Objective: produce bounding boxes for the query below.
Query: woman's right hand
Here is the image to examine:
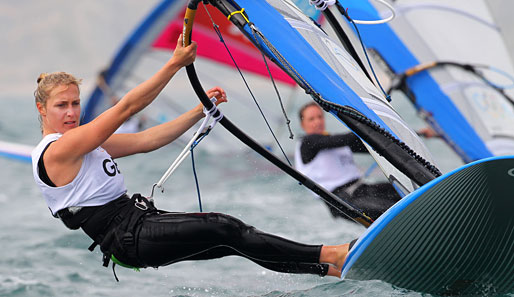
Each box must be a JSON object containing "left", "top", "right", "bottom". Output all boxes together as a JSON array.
[{"left": 171, "top": 34, "right": 197, "bottom": 67}]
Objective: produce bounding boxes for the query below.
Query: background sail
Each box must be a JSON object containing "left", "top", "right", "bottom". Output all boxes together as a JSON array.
[
  {"left": 216, "top": 0, "right": 439, "bottom": 194},
  {"left": 82, "top": 0, "right": 300, "bottom": 154},
  {"left": 82, "top": 0, "right": 187, "bottom": 125},
  {"left": 340, "top": 0, "right": 514, "bottom": 163},
  {"left": 152, "top": 5, "right": 295, "bottom": 85}
]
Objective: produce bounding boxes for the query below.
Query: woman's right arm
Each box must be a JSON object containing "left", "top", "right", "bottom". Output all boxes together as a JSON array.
[
  {"left": 60, "top": 34, "right": 197, "bottom": 159},
  {"left": 43, "top": 35, "right": 197, "bottom": 187}
]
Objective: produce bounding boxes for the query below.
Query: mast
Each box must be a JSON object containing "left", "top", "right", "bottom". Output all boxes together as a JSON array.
[{"left": 182, "top": 0, "right": 374, "bottom": 227}]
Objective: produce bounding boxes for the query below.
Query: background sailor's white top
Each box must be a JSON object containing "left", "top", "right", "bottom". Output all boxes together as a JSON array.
[{"left": 295, "top": 140, "right": 362, "bottom": 193}]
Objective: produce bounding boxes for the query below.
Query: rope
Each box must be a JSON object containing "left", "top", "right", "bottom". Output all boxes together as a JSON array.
[
  {"left": 335, "top": 2, "right": 392, "bottom": 102},
  {"left": 149, "top": 98, "right": 222, "bottom": 200},
  {"left": 227, "top": 8, "right": 249, "bottom": 23},
  {"left": 203, "top": 4, "right": 293, "bottom": 166},
  {"left": 190, "top": 142, "right": 203, "bottom": 212},
  {"left": 473, "top": 65, "right": 514, "bottom": 90},
  {"left": 390, "top": 61, "right": 514, "bottom": 107},
  {"left": 259, "top": 49, "right": 295, "bottom": 140},
  {"left": 310, "top": 0, "right": 396, "bottom": 24},
  {"left": 393, "top": 3, "right": 499, "bottom": 31}
]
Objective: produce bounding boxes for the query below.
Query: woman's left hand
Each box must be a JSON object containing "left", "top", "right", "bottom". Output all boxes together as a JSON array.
[{"left": 206, "top": 86, "right": 228, "bottom": 106}]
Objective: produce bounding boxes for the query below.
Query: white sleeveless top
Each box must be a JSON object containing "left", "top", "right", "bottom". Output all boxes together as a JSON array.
[
  {"left": 294, "top": 140, "right": 362, "bottom": 193},
  {"left": 32, "top": 133, "right": 127, "bottom": 215}
]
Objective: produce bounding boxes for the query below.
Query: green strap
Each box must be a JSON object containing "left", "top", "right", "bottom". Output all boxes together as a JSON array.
[{"left": 111, "top": 255, "right": 140, "bottom": 271}]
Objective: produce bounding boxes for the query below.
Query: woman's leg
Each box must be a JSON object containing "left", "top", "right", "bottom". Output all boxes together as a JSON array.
[
  {"left": 136, "top": 212, "right": 341, "bottom": 276},
  {"left": 349, "top": 183, "right": 401, "bottom": 220},
  {"left": 179, "top": 246, "right": 330, "bottom": 275}
]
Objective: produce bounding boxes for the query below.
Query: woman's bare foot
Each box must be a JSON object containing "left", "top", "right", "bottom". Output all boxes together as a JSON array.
[
  {"left": 334, "top": 243, "right": 350, "bottom": 270},
  {"left": 327, "top": 265, "right": 342, "bottom": 277},
  {"left": 320, "top": 243, "right": 350, "bottom": 277}
]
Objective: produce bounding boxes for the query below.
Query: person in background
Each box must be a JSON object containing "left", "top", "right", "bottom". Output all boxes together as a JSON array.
[
  {"left": 417, "top": 126, "right": 439, "bottom": 138},
  {"left": 295, "top": 102, "right": 401, "bottom": 220},
  {"left": 31, "top": 34, "right": 352, "bottom": 280}
]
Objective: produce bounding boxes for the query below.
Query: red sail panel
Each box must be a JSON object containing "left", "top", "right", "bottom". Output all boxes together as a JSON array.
[{"left": 153, "top": 6, "right": 295, "bottom": 85}]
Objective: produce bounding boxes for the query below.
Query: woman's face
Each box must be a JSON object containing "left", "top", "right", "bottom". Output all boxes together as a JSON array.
[
  {"left": 301, "top": 105, "right": 325, "bottom": 135},
  {"left": 38, "top": 84, "right": 81, "bottom": 135}
]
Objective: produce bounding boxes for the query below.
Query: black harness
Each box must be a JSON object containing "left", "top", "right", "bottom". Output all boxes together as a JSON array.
[
  {"left": 58, "top": 193, "right": 158, "bottom": 280},
  {"left": 38, "top": 142, "right": 159, "bottom": 279}
]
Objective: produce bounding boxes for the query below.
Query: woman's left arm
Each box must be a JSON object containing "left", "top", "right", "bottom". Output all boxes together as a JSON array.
[{"left": 103, "top": 87, "right": 227, "bottom": 158}]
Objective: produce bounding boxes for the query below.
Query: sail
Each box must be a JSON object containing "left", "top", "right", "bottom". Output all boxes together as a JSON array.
[
  {"left": 151, "top": 3, "right": 295, "bottom": 85},
  {"left": 198, "top": 0, "right": 439, "bottom": 195},
  {"left": 83, "top": 0, "right": 187, "bottom": 124},
  {"left": 336, "top": 0, "right": 514, "bottom": 163},
  {"left": 82, "top": 0, "right": 298, "bottom": 153}
]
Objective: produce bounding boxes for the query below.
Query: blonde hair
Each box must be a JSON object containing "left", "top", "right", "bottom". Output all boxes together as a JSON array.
[{"left": 34, "top": 72, "right": 82, "bottom": 131}]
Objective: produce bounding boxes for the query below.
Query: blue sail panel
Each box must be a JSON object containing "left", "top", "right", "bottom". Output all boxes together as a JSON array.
[
  {"left": 235, "top": 0, "right": 394, "bottom": 135},
  {"left": 226, "top": 0, "right": 439, "bottom": 193},
  {"left": 342, "top": 1, "right": 509, "bottom": 162}
]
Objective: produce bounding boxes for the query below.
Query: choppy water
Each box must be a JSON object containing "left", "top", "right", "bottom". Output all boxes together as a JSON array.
[
  {"left": 1, "top": 89, "right": 508, "bottom": 297},
  {"left": 2, "top": 1, "right": 514, "bottom": 296},
  {"left": 0, "top": 96, "right": 406, "bottom": 297}
]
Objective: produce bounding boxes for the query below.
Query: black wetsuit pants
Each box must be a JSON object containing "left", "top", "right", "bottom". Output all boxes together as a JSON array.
[
  {"left": 328, "top": 180, "right": 401, "bottom": 220},
  {"left": 77, "top": 195, "right": 328, "bottom": 276},
  {"left": 135, "top": 211, "right": 328, "bottom": 276}
]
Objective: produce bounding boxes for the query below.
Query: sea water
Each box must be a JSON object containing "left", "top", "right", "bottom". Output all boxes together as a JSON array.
[
  {"left": 0, "top": 97, "right": 390, "bottom": 296},
  {"left": 0, "top": 92, "right": 496, "bottom": 297}
]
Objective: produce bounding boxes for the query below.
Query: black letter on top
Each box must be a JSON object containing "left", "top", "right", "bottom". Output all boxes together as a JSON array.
[{"left": 103, "top": 158, "right": 119, "bottom": 177}]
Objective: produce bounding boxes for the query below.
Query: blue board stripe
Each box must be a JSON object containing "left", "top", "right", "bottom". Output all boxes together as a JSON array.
[
  {"left": 343, "top": 155, "right": 514, "bottom": 294},
  {"left": 341, "top": 154, "right": 513, "bottom": 278}
]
